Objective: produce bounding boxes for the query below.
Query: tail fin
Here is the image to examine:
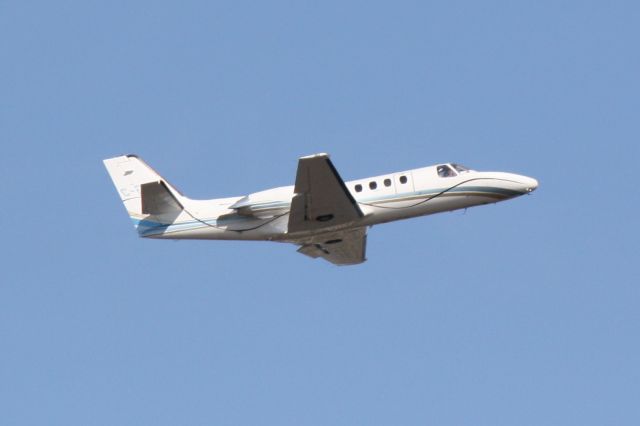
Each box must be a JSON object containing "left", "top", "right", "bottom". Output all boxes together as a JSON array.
[{"left": 103, "top": 155, "right": 184, "bottom": 234}]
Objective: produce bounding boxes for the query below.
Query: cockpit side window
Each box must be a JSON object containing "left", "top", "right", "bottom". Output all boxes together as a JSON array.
[{"left": 437, "top": 164, "right": 456, "bottom": 178}]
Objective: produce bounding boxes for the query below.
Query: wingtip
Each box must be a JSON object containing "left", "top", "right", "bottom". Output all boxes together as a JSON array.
[{"left": 300, "top": 153, "right": 330, "bottom": 160}]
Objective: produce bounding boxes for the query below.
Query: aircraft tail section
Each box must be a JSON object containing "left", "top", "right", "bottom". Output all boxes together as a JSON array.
[{"left": 103, "top": 155, "right": 185, "bottom": 235}]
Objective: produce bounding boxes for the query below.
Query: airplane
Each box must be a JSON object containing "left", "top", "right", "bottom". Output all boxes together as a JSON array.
[{"left": 103, "top": 153, "right": 538, "bottom": 266}]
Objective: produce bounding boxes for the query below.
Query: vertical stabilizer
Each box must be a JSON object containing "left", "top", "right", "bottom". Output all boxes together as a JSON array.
[{"left": 103, "top": 155, "right": 184, "bottom": 234}]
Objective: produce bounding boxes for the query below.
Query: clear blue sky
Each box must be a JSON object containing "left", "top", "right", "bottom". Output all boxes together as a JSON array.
[{"left": 2, "top": 1, "right": 639, "bottom": 425}]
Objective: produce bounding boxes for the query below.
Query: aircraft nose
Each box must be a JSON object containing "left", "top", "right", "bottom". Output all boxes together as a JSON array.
[{"left": 519, "top": 176, "right": 539, "bottom": 193}]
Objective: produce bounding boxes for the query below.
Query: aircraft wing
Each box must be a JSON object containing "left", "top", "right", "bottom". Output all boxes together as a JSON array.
[
  {"left": 296, "top": 227, "right": 367, "bottom": 266},
  {"left": 288, "top": 153, "right": 363, "bottom": 234}
]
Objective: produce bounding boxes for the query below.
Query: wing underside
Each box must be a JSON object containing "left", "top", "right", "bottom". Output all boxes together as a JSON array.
[{"left": 296, "top": 227, "right": 367, "bottom": 266}]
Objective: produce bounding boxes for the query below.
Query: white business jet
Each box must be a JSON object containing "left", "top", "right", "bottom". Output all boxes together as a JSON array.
[{"left": 104, "top": 154, "right": 537, "bottom": 265}]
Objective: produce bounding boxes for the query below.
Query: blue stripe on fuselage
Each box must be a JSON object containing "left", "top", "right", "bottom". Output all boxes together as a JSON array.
[{"left": 132, "top": 185, "right": 522, "bottom": 236}]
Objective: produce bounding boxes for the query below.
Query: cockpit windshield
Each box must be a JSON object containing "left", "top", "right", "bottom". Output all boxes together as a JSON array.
[
  {"left": 437, "top": 164, "right": 456, "bottom": 178},
  {"left": 451, "top": 163, "right": 470, "bottom": 173},
  {"left": 438, "top": 163, "right": 473, "bottom": 178}
]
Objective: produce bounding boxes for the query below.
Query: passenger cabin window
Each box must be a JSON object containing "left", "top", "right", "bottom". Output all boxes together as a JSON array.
[
  {"left": 437, "top": 165, "right": 456, "bottom": 178},
  {"left": 369, "top": 181, "right": 377, "bottom": 190},
  {"left": 399, "top": 175, "right": 408, "bottom": 184},
  {"left": 384, "top": 178, "right": 391, "bottom": 187},
  {"left": 355, "top": 184, "right": 362, "bottom": 192}
]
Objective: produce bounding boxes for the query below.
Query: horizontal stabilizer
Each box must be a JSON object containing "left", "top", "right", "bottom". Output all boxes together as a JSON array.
[{"left": 141, "top": 181, "right": 184, "bottom": 215}]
